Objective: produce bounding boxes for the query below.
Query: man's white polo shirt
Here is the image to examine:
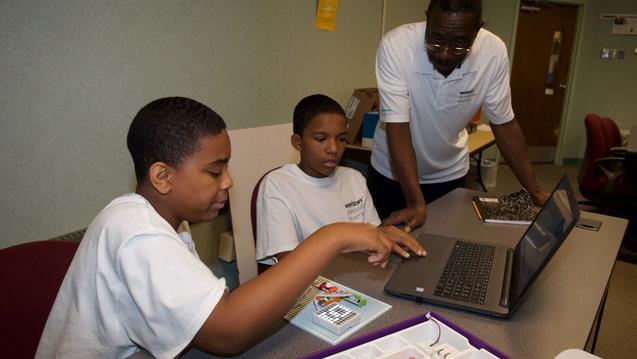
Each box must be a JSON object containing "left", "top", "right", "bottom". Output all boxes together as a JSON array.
[{"left": 371, "top": 21, "right": 514, "bottom": 184}]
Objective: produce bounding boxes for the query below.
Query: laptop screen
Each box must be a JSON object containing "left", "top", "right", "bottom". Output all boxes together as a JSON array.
[{"left": 510, "top": 175, "right": 580, "bottom": 303}]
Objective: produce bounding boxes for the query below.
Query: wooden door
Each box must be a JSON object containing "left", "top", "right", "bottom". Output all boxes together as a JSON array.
[{"left": 510, "top": 2, "right": 578, "bottom": 162}]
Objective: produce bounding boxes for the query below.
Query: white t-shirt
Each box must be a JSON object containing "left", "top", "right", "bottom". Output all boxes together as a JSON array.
[
  {"left": 36, "top": 194, "right": 226, "bottom": 359},
  {"left": 372, "top": 21, "right": 514, "bottom": 183},
  {"left": 255, "top": 164, "right": 381, "bottom": 260}
]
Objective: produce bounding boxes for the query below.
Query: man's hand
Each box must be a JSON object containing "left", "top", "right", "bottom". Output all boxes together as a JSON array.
[
  {"left": 380, "top": 204, "right": 427, "bottom": 233},
  {"left": 491, "top": 119, "right": 548, "bottom": 208},
  {"left": 530, "top": 189, "right": 550, "bottom": 207},
  {"left": 384, "top": 122, "right": 427, "bottom": 233}
]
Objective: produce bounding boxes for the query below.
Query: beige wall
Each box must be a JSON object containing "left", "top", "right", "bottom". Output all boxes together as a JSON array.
[
  {"left": 2, "top": 0, "right": 635, "bottom": 252},
  {"left": 383, "top": 0, "right": 428, "bottom": 34},
  {"left": 568, "top": 0, "right": 637, "bottom": 157},
  {"left": 0, "top": 0, "right": 384, "bottom": 249}
]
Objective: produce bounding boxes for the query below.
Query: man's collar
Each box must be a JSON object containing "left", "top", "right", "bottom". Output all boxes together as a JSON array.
[
  {"left": 413, "top": 51, "right": 478, "bottom": 79},
  {"left": 413, "top": 41, "right": 436, "bottom": 75}
]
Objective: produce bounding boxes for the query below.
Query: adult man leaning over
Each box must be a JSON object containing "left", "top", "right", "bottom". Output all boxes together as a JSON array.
[{"left": 368, "top": 0, "right": 549, "bottom": 232}]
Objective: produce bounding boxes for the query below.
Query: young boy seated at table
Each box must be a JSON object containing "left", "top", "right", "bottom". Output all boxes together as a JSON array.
[
  {"left": 255, "top": 94, "right": 385, "bottom": 264},
  {"left": 36, "top": 97, "right": 425, "bottom": 358}
]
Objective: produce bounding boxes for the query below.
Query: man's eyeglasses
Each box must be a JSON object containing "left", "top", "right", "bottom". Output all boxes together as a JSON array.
[{"left": 425, "top": 42, "right": 471, "bottom": 56}]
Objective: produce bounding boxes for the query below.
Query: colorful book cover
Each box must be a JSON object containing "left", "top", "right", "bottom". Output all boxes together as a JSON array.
[{"left": 284, "top": 276, "right": 391, "bottom": 345}]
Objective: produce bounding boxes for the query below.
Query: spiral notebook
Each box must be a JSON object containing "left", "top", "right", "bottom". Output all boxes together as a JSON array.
[{"left": 471, "top": 189, "right": 539, "bottom": 225}]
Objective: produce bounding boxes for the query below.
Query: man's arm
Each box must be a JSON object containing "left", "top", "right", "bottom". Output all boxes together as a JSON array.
[
  {"left": 191, "top": 223, "right": 425, "bottom": 355},
  {"left": 381, "top": 122, "right": 427, "bottom": 232},
  {"left": 490, "top": 119, "right": 549, "bottom": 205}
]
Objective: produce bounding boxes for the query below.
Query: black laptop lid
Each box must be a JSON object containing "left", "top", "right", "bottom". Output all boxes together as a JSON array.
[{"left": 509, "top": 175, "right": 580, "bottom": 307}]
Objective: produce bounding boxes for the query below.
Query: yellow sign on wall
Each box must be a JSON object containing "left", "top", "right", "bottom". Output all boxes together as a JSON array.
[{"left": 316, "top": 0, "right": 338, "bottom": 32}]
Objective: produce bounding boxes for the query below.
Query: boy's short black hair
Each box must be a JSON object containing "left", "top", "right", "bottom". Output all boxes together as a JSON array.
[
  {"left": 293, "top": 94, "right": 346, "bottom": 135},
  {"left": 427, "top": 0, "right": 483, "bottom": 28},
  {"left": 127, "top": 97, "right": 227, "bottom": 183}
]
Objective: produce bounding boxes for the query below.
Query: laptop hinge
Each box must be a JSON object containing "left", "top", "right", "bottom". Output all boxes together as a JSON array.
[{"left": 500, "top": 248, "right": 514, "bottom": 307}]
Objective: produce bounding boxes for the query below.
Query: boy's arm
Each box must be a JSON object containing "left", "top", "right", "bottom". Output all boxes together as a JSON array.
[{"left": 191, "top": 223, "right": 425, "bottom": 356}]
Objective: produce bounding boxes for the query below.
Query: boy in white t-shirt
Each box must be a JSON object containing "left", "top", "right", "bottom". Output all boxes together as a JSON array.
[
  {"left": 36, "top": 97, "right": 425, "bottom": 358},
  {"left": 256, "top": 94, "right": 385, "bottom": 263}
]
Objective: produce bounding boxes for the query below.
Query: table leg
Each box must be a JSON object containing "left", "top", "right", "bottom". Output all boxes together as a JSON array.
[
  {"left": 586, "top": 284, "right": 609, "bottom": 354},
  {"left": 474, "top": 152, "right": 487, "bottom": 192}
]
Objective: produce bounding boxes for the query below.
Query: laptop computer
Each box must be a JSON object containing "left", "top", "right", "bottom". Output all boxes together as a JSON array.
[{"left": 384, "top": 174, "right": 580, "bottom": 318}]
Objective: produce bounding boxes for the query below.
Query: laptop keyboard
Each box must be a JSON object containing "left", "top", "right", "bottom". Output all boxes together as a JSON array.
[{"left": 434, "top": 241, "right": 495, "bottom": 305}]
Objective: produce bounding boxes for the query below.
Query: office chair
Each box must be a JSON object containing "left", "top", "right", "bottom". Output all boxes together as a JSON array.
[
  {"left": 578, "top": 113, "right": 637, "bottom": 263},
  {"left": 0, "top": 240, "right": 79, "bottom": 358},
  {"left": 578, "top": 113, "right": 637, "bottom": 204},
  {"left": 250, "top": 167, "right": 281, "bottom": 274}
]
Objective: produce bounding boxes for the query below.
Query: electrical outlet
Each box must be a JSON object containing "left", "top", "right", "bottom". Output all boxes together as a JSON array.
[{"left": 617, "top": 49, "right": 625, "bottom": 59}]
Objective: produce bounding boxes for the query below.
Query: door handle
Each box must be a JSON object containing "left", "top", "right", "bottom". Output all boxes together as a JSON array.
[{"left": 559, "top": 84, "right": 567, "bottom": 89}]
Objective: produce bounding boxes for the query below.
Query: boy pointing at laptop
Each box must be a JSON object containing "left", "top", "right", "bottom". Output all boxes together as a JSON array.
[{"left": 36, "top": 97, "right": 425, "bottom": 358}]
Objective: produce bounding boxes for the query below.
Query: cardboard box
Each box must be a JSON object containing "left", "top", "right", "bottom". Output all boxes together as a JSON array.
[{"left": 344, "top": 88, "right": 379, "bottom": 144}]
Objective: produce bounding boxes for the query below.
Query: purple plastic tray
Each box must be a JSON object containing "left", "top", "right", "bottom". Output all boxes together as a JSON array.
[{"left": 300, "top": 311, "right": 510, "bottom": 359}]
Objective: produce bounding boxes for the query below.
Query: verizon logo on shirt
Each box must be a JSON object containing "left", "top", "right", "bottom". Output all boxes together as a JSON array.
[{"left": 345, "top": 197, "right": 364, "bottom": 221}]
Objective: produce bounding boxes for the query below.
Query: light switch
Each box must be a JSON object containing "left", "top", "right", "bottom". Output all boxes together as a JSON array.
[
  {"left": 600, "top": 48, "right": 626, "bottom": 59},
  {"left": 600, "top": 48, "right": 616, "bottom": 59}
]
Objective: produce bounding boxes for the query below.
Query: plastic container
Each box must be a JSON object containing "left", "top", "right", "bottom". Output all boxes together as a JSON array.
[{"left": 480, "top": 159, "right": 498, "bottom": 188}]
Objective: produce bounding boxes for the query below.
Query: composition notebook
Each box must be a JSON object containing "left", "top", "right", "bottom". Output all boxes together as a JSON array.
[
  {"left": 471, "top": 189, "right": 540, "bottom": 225},
  {"left": 284, "top": 276, "right": 391, "bottom": 345},
  {"left": 385, "top": 174, "right": 580, "bottom": 318}
]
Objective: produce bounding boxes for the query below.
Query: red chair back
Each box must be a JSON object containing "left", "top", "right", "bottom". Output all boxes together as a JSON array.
[
  {"left": 579, "top": 113, "right": 622, "bottom": 195},
  {"left": 251, "top": 167, "right": 281, "bottom": 273},
  {"left": 0, "top": 240, "right": 79, "bottom": 358}
]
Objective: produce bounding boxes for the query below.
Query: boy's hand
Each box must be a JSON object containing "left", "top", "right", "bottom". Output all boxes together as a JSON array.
[
  {"left": 379, "top": 225, "right": 427, "bottom": 259},
  {"left": 324, "top": 223, "right": 427, "bottom": 268}
]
